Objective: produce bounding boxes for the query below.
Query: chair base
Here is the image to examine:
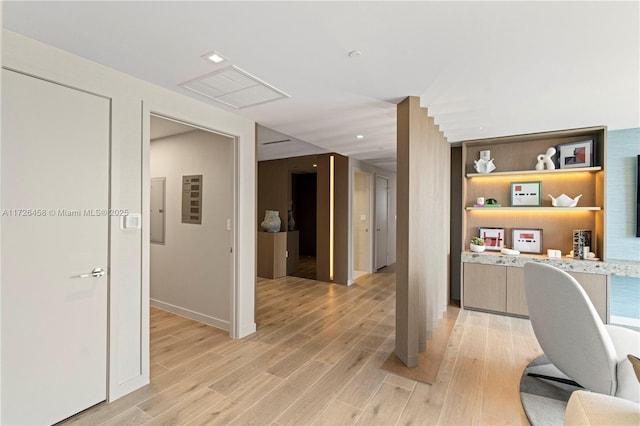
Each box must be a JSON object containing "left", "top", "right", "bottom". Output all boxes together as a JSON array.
[{"left": 527, "top": 372, "right": 584, "bottom": 388}]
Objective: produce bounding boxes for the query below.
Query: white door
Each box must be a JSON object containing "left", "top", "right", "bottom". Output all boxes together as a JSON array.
[
  {"left": 1, "top": 70, "right": 110, "bottom": 425},
  {"left": 375, "top": 176, "right": 389, "bottom": 270}
]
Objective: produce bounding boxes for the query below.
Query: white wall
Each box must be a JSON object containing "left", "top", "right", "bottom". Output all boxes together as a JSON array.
[
  {"left": 348, "top": 158, "right": 397, "bottom": 284},
  {"left": 606, "top": 128, "right": 640, "bottom": 261},
  {"left": 1, "top": 30, "right": 256, "bottom": 402},
  {"left": 150, "top": 130, "right": 233, "bottom": 329}
]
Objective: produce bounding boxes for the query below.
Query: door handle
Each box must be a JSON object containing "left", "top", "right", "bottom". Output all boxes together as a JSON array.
[{"left": 77, "top": 267, "right": 105, "bottom": 278}]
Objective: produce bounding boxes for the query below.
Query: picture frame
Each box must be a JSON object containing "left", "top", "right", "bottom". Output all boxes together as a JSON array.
[
  {"left": 511, "top": 181, "right": 541, "bottom": 207},
  {"left": 479, "top": 227, "right": 505, "bottom": 251},
  {"left": 512, "top": 228, "right": 543, "bottom": 254},
  {"left": 557, "top": 140, "right": 593, "bottom": 169}
]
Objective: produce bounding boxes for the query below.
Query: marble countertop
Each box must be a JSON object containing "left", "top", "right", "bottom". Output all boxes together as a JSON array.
[{"left": 461, "top": 251, "right": 640, "bottom": 277}]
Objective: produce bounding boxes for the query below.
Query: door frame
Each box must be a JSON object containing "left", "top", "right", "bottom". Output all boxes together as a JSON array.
[
  {"left": 142, "top": 108, "right": 240, "bottom": 340},
  {"left": 351, "top": 169, "right": 374, "bottom": 280},
  {"left": 375, "top": 176, "right": 389, "bottom": 270}
]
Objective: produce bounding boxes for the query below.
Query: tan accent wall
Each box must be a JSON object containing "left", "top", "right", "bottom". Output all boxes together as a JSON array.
[
  {"left": 396, "top": 96, "right": 451, "bottom": 367},
  {"left": 258, "top": 153, "right": 349, "bottom": 284}
]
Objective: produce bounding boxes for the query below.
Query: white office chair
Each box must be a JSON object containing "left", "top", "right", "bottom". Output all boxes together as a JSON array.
[{"left": 523, "top": 262, "right": 640, "bottom": 403}]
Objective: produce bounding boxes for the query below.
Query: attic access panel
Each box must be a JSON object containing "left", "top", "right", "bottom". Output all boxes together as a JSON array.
[{"left": 180, "top": 65, "right": 289, "bottom": 109}]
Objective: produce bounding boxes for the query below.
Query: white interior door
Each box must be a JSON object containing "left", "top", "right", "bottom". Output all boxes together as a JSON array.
[
  {"left": 1, "top": 70, "right": 110, "bottom": 425},
  {"left": 375, "top": 176, "right": 389, "bottom": 270}
]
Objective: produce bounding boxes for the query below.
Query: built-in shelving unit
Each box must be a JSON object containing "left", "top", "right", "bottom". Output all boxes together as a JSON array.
[
  {"left": 460, "top": 126, "right": 609, "bottom": 321},
  {"left": 461, "top": 126, "right": 606, "bottom": 258}
]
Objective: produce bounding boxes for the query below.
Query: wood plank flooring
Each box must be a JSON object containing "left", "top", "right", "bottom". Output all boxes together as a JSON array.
[{"left": 63, "top": 266, "right": 542, "bottom": 425}]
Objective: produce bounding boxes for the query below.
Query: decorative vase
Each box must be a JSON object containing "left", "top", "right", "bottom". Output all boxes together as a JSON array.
[
  {"left": 470, "top": 243, "right": 486, "bottom": 253},
  {"left": 287, "top": 210, "right": 295, "bottom": 231},
  {"left": 261, "top": 210, "right": 281, "bottom": 232}
]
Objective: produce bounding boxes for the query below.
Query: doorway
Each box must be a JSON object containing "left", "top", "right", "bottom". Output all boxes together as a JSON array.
[
  {"left": 353, "top": 171, "right": 373, "bottom": 279},
  {"left": 375, "top": 176, "right": 389, "bottom": 270},
  {"left": 291, "top": 172, "right": 317, "bottom": 279},
  {"left": 149, "top": 115, "right": 234, "bottom": 331}
]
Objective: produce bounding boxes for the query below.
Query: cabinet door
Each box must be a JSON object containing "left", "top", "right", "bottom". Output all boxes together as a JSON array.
[
  {"left": 568, "top": 272, "right": 608, "bottom": 323},
  {"left": 463, "top": 264, "right": 506, "bottom": 312},
  {"left": 506, "top": 267, "right": 529, "bottom": 316}
]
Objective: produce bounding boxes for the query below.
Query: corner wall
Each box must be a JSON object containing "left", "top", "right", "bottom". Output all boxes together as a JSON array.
[
  {"left": 150, "top": 130, "right": 233, "bottom": 329},
  {"left": 348, "top": 158, "right": 397, "bottom": 284},
  {"left": 1, "top": 30, "right": 256, "bottom": 402}
]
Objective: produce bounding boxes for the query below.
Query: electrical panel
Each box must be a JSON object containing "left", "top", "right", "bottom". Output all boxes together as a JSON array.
[{"left": 182, "top": 175, "right": 202, "bottom": 224}]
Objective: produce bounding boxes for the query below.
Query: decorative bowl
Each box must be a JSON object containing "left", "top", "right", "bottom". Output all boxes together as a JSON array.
[
  {"left": 470, "top": 243, "right": 486, "bottom": 253},
  {"left": 549, "top": 193, "right": 582, "bottom": 207}
]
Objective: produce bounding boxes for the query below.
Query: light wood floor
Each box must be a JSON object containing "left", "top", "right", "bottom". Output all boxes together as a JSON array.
[{"left": 63, "top": 266, "right": 542, "bottom": 425}]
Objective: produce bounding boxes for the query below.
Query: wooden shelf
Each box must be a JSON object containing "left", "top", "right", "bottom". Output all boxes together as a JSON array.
[
  {"left": 466, "top": 206, "right": 602, "bottom": 211},
  {"left": 466, "top": 166, "right": 601, "bottom": 179}
]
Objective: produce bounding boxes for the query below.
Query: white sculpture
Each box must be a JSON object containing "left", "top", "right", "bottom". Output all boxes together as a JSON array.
[
  {"left": 474, "top": 158, "right": 496, "bottom": 174},
  {"left": 549, "top": 193, "right": 583, "bottom": 207},
  {"left": 535, "top": 147, "right": 557, "bottom": 170}
]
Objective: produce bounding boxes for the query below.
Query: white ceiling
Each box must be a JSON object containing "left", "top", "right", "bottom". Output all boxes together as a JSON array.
[{"left": 4, "top": 2, "right": 639, "bottom": 171}]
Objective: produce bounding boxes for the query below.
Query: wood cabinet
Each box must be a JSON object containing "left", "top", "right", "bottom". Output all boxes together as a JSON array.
[
  {"left": 463, "top": 264, "right": 506, "bottom": 312},
  {"left": 461, "top": 126, "right": 606, "bottom": 258},
  {"left": 257, "top": 232, "right": 287, "bottom": 279},
  {"left": 506, "top": 267, "right": 528, "bottom": 316},
  {"left": 462, "top": 262, "right": 609, "bottom": 323}
]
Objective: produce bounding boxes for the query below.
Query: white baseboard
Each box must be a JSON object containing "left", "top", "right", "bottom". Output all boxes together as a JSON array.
[{"left": 150, "top": 299, "right": 230, "bottom": 331}]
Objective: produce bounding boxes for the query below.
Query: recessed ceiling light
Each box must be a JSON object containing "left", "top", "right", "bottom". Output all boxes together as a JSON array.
[
  {"left": 313, "top": 164, "right": 317, "bottom": 168},
  {"left": 202, "top": 51, "right": 228, "bottom": 64},
  {"left": 356, "top": 134, "right": 364, "bottom": 139},
  {"left": 348, "top": 50, "right": 362, "bottom": 58}
]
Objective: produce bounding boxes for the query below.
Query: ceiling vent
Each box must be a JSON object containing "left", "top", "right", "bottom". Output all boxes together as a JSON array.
[{"left": 180, "top": 65, "right": 290, "bottom": 109}]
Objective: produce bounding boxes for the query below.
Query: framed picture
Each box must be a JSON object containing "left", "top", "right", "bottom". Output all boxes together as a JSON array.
[
  {"left": 511, "top": 181, "right": 541, "bottom": 206},
  {"left": 557, "top": 140, "right": 593, "bottom": 169},
  {"left": 512, "top": 228, "right": 543, "bottom": 254},
  {"left": 479, "top": 227, "right": 505, "bottom": 251}
]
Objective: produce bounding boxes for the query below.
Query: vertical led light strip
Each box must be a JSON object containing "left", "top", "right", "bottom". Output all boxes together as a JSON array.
[{"left": 329, "top": 155, "right": 335, "bottom": 281}]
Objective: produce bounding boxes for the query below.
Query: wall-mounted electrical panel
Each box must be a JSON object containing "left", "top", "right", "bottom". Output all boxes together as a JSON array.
[{"left": 182, "top": 175, "right": 202, "bottom": 224}]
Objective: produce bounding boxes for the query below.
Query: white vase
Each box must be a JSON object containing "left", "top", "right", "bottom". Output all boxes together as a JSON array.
[
  {"left": 261, "top": 210, "right": 281, "bottom": 232},
  {"left": 470, "top": 243, "right": 486, "bottom": 253}
]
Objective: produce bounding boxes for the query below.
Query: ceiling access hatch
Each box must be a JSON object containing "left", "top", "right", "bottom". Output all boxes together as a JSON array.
[{"left": 180, "top": 65, "right": 290, "bottom": 109}]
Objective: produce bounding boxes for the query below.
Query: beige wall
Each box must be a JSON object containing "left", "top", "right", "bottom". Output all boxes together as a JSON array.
[
  {"left": 150, "top": 129, "right": 233, "bottom": 329},
  {"left": 396, "top": 96, "right": 450, "bottom": 367},
  {"left": 1, "top": 30, "right": 257, "bottom": 401}
]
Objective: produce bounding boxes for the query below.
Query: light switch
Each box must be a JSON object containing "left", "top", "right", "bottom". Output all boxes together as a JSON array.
[
  {"left": 226, "top": 218, "right": 231, "bottom": 230},
  {"left": 360, "top": 214, "right": 367, "bottom": 222}
]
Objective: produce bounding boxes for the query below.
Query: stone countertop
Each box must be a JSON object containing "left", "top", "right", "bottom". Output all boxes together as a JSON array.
[{"left": 461, "top": 251, "right": 640, "bottom": 277}]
